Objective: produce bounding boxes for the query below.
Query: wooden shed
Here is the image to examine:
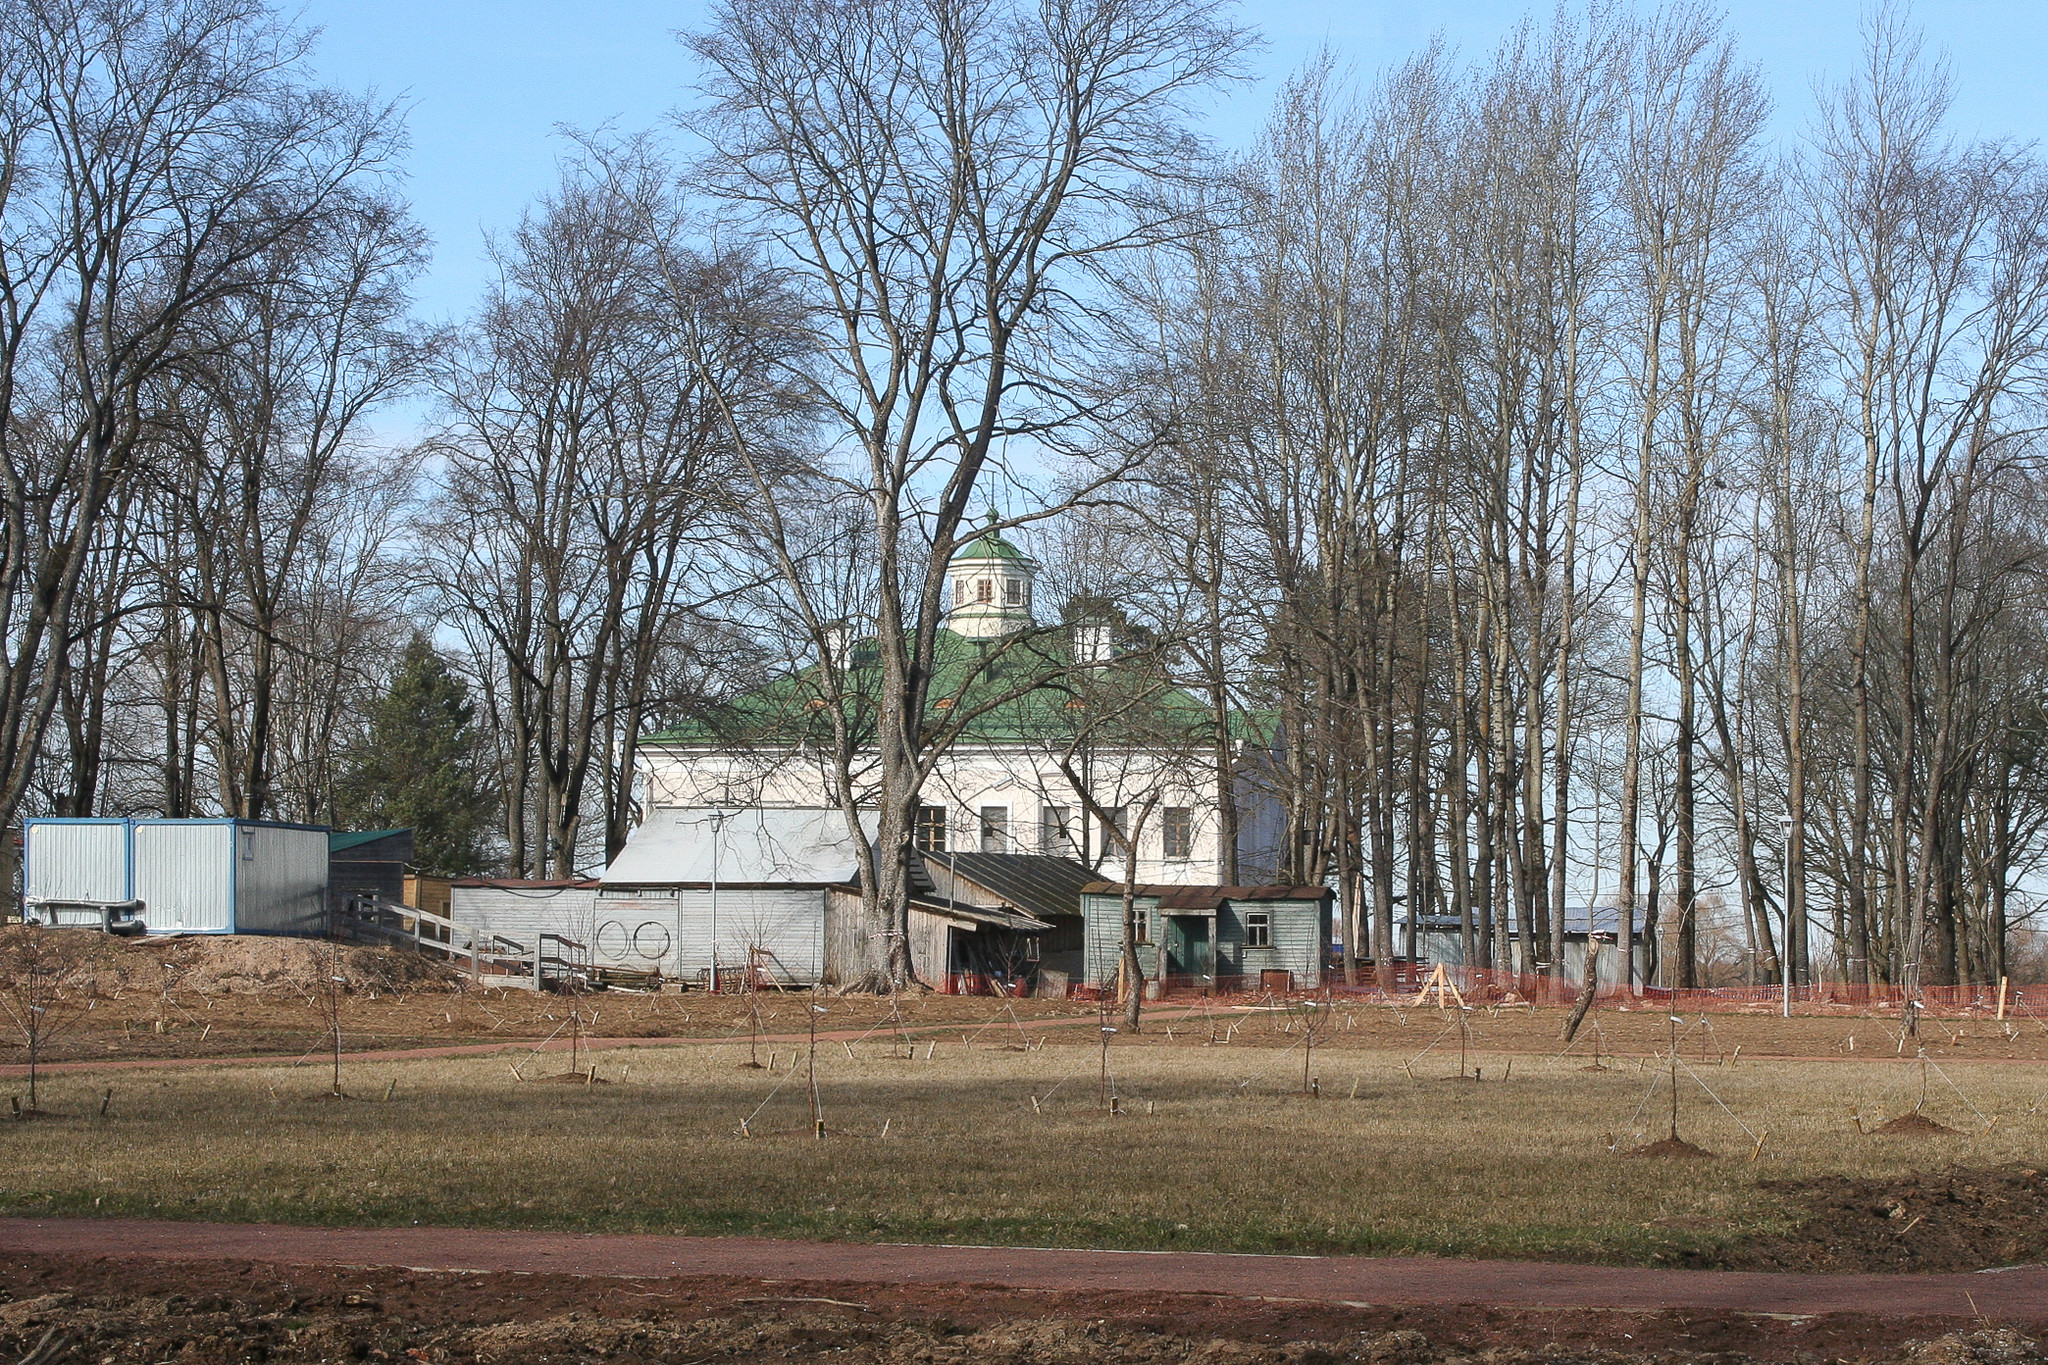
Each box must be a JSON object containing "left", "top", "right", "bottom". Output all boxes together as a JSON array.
[
  {"left": 598, "top": 806, "right": 877, "bottom": 989},
  {"left": 823, "top": 888, "right": 1050, "bottom": 993},
  {"left": 1081, "top": 883, "right": 1333, "bottom": 992},
  {"left": 328, "top": 829, "right": 413, "bottom": 923}
]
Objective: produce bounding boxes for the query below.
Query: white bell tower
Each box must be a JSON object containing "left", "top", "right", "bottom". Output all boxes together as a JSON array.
[{"left": 946, "top": 519, "right": 1038, "bottom": 638}]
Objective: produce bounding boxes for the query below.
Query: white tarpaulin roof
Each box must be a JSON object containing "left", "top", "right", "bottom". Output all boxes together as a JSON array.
[{"left": 601, "top": 807, "right": 878, "bottom": 886}]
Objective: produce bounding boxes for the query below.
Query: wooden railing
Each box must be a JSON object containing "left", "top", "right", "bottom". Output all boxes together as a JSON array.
[{"left": 335, "top": 895, "right": 595, "bottom": 990}]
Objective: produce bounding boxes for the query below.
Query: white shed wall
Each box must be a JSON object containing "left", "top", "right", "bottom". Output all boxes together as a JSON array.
[
  {"left": 666, "top": 887, "right": 825, "bottom": 984},
  {"left": 448, "top": 885, "right": 600, "bottom": 949},
  {"left": 24, "top": 821, "right": 129, "bottom": 903}
]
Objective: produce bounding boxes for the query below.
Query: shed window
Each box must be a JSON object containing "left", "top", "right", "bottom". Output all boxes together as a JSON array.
[
  {"left": 916, "top": 805, "right": 948, "bottom": 852},
  {"left": 1244, "top": 911, "right": 1272, "bottom": 949},
  {"left": 1130, "top": 909, "right": 1150, "bottom": 944},
  {"left": 1163, "top": 807, "right": 1193, "bottom": 860}
]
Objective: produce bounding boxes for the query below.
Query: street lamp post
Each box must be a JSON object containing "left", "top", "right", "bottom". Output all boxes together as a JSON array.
[
  {"left": 1777, "top": 813, "right": 1794, "bottom": 1019},
  {"left": 699, "top": 807, "right": 730, "bottom": 995}
]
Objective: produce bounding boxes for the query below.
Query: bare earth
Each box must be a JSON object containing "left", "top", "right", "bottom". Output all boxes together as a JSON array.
[
  {"left": 3, "top": 1219, "right": 2046, "bottom": 1365},
  {"left": 7, "top": 939, "right": 2048, "bottom": 1361}
]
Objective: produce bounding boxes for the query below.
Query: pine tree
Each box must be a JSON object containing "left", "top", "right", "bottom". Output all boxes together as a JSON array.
[{"left": 336, "top": 634, "right": 497, "bottom": 875}]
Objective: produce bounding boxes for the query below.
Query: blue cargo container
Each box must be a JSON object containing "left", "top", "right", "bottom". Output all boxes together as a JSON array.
[{"left": 22, "top": 817, "right": 331, "bottom": 937}]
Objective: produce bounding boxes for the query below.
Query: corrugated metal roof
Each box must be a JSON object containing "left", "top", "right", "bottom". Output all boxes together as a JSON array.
[
  {"left": 930, "top": 852, "right": 1097, "bottom": 921},
  {"left": 601, "top": 807, "right": 878, "bottom": 886},
  {"left": 1082, "top": 882, "right": 1333, "bottom": 910},
  {"left": 907, "top": 894, "right": 1052, "bottom": 934}
]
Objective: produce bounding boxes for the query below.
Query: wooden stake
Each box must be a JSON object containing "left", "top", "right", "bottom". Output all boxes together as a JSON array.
[{"left": 1998, "top": 976, "right": 2010, "bottom": 1021}]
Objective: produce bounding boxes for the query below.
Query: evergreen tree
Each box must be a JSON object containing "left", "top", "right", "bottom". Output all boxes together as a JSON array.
[{"left": 336, "top": 634, "right": 497, "bottom": 875}]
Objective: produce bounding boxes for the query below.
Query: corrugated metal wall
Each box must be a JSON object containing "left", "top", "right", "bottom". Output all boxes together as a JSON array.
[
  {"left": 235, "top": 825, "right": 329, "bottom": 935},
  {"left": 669, "top": 887, "right": 825, "bottom": 984},
  {"left": 26, "top": 819, "right": 334, "bottom": 937},
  {"left": 132, "top": 823, "right": 236, "bottom": 932},
  {"left": 1417, "top": 928, "right": 1650, "bottom": 984},
  {"left": 448, "top": 885, "right": 600, "bottom": 949},
  {"left": 585, "top": 896, "right": 678, "bottom": 970},
  {"left": 24, "top": 820, "right": 129, "bottom": 902}
]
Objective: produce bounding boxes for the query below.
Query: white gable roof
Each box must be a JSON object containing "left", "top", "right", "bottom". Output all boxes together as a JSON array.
[{"left": 601, "top": 806, "right": 878, "bottom": 886}]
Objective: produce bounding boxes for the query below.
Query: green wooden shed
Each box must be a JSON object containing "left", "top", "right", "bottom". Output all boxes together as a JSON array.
[{"left": 1080, "top": 883, "right": 1334, "bottom": 992}]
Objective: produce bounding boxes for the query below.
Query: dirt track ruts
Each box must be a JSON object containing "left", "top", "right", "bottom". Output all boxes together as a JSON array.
[{"left": 4, "top": 1218, "right": 2044, "bottom": 1321}]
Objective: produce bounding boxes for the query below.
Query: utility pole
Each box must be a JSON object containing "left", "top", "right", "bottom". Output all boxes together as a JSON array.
[{"left": 1778, "top": 814, "right": 1794, "bottom": 1018}]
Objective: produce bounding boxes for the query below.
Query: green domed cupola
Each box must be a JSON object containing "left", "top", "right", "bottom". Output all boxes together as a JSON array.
[{"left": 947, "top": 514, "right": 1038, "bottom": 638}]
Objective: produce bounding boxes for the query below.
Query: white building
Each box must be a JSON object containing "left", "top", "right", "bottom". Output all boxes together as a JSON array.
[{"left": 636, "top": 528, "right": 1281, "bottom": 886}]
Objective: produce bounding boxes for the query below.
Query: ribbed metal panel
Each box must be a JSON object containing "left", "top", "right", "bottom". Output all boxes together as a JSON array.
[
  {"left": 132, "top": 823, "right": 235, "bottom": 933},
  {"left": 23, "top": 820, "right": 129, "bottom": 903},
  {"left": 234, "top": 824, "right": 329, "bottom": 935},
  {"left": 448, "top": 885, "right": 600, "bottom": 949},
  {"left": 670, "top": 887, "right": 824, "bottom": 982}
]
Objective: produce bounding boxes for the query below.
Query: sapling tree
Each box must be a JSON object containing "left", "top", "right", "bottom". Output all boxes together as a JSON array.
[{"left": 0, "top": 928, "right": 109, "bottom": 1115}]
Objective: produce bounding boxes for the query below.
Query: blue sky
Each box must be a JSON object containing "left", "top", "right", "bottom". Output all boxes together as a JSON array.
[{"left": 297, "top": 0, "right": 2048, "bottom": 328}]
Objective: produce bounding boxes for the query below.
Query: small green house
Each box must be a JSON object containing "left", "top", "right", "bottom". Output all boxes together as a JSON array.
[{"left": 1080, "top": 883, "right": 1334, "bottom": 992}]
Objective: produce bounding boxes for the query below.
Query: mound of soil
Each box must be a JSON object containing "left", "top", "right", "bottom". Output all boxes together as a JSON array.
[
  {"left": 1712, "top": 1165, "right": 2048, "bottom": 1273},
  {"left": 59, "top": 932, "right": 461, "bottom": 997},
  {"left": 1623, "top": 1136, "right": 1715, "bottom": 1159},
  {"left": 1873, "top": 1112, "right": 1964, "bottom": 1137}
]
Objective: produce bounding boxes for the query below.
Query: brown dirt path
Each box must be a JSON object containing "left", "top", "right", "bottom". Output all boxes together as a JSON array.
[{"left": 4, "top": 1217, "right": 2043, "bottom": 1320}]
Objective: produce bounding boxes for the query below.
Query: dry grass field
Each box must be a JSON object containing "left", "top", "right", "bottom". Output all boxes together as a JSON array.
[{"left": 5, "top": 1006, "right": 2045, "bottom": 1270}]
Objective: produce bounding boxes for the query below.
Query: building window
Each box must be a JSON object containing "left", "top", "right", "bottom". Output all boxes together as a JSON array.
[
  {"left": 979, "top": 805, "right": 1010, "bottom": 853},
  {"left": 954, "top": 576, "right": 969, "bottom": 605},
  {"left": 1244, "top": 911, "right": 1272, "bottom": 949},
  {"left": 1100, "top": 805, "right": 1128, "bottom": 852},
  {"left": 1041, "top": 805, "right": 1075, "bottom": 855},
  {"left": 1163, "top": 807, "right": 1193, "bottom": 860},
  {"left": 1130, "top": 910, "right": 1150, "bottom": 944},
  {"left": 1004, "top": 578, "right": 1023, "bottom": 607},
  {"left": 916, "top": 805, "right": 948, "bottom": 853},
  {"left": 976, "top": 577, "right": 993, "bottom": 603}
]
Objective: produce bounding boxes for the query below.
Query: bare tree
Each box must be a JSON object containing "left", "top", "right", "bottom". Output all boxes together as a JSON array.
[
  {"left": 0, "top": 0, "right": 403, "bottom": 866},
  {"left": 681, "top": 0, "right": 1251, "bottom": 989}
]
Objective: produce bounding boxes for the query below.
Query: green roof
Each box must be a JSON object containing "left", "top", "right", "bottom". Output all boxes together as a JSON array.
[
  {"left": 329, "top": 828, "right": 409, "bottom": 853},
  {"left": 644, "top": 627, "right": 1230, "bottom": 749},
  {"left": 953, "top": 529, "right": 1029, "bottom": 563}
]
